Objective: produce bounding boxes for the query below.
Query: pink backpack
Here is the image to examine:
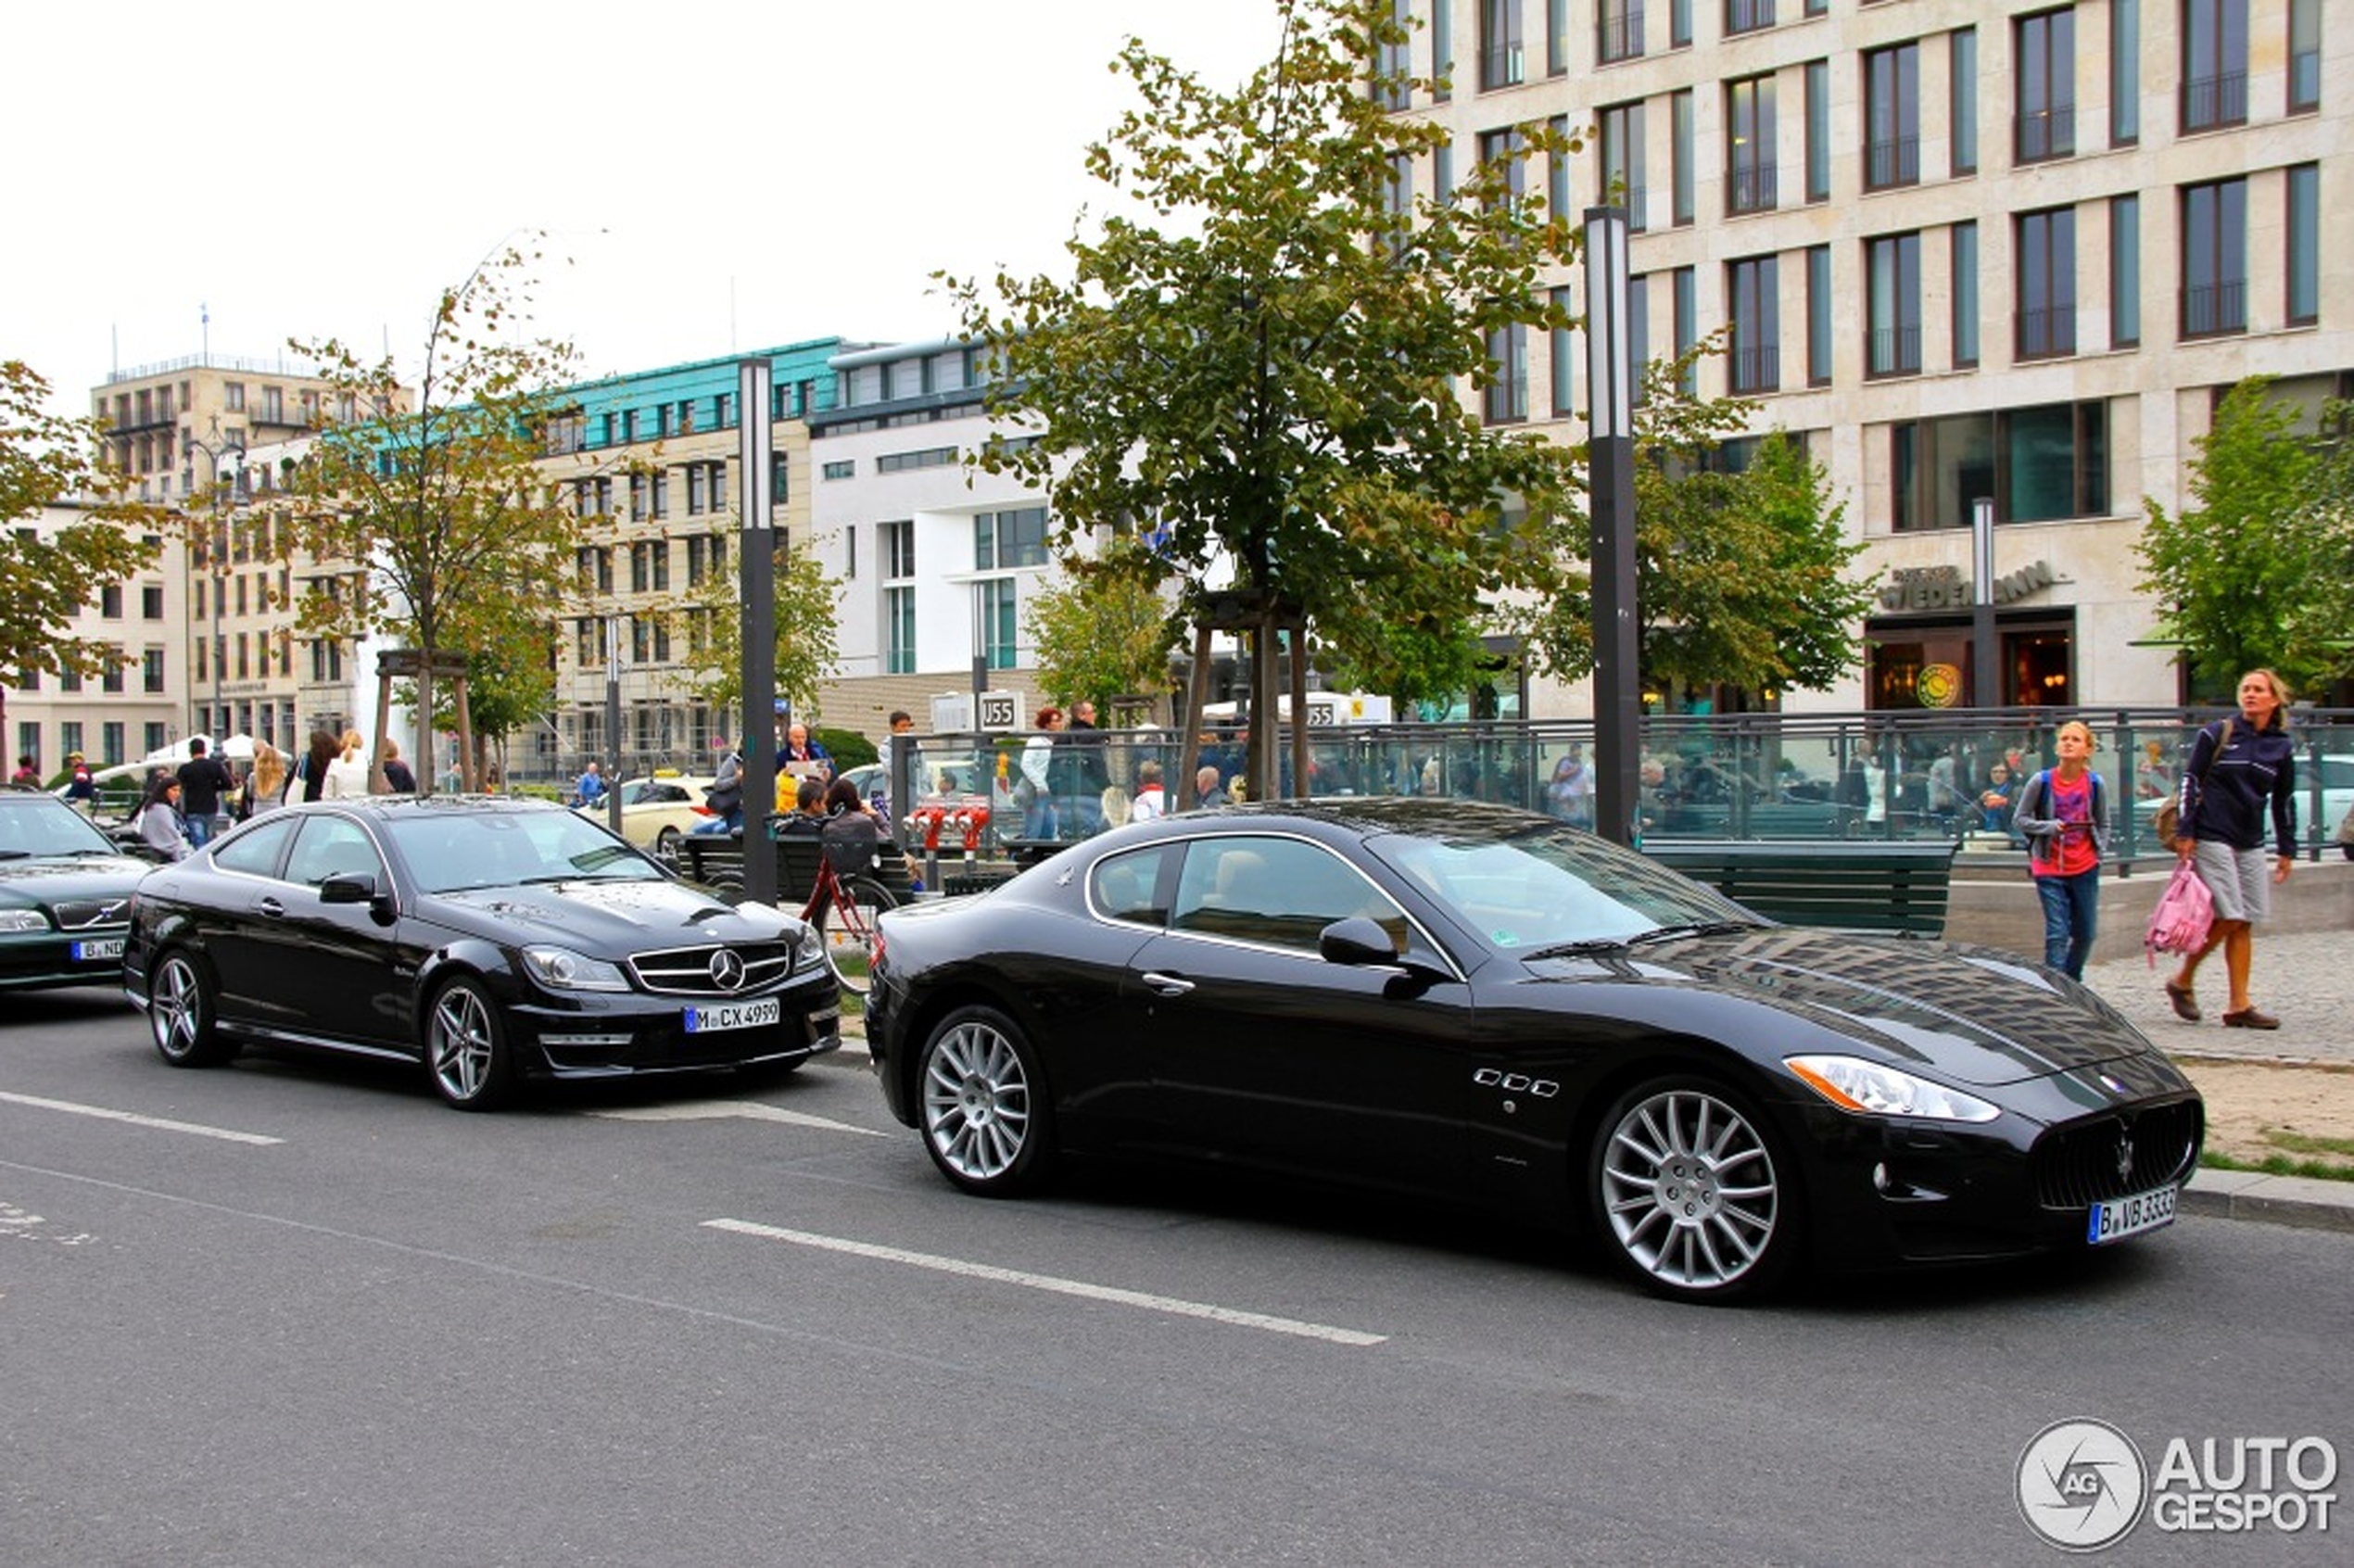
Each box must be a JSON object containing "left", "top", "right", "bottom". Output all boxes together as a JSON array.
[{"left": 2145, "top": 860, "right": 2214, "bottom": 966}]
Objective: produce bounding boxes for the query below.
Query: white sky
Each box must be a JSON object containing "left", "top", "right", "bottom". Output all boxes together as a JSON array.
[{"left": 7, "top": 0, "right": 1286, "bottom": 417}]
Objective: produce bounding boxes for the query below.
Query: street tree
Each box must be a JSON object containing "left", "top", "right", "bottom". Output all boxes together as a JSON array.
[
  {"left": 1023, "top": 546, "right": 1183, "bottom": 716},
  {"left": 945, "top": 0, "right": 1584, "bottom": 797},
  {"left": 2137, "top": 376, "right": 2344, "bottom": 697},
  {"left": 272, "top": 237, "right": 604, "bottom": 790},
  {"left": 666, "top": 537, "right": 840, "bottom": 733},
  {"left": 1515, "top": 354, "right": 1872, "bottom": 709},
  {"left": 1, "top": 360, "right": 161, "bottom": 693}
]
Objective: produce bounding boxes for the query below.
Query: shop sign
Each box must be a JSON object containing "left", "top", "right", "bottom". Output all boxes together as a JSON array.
[{"left": 1879, "top": 560, "right": 2056, "bottom": 612}]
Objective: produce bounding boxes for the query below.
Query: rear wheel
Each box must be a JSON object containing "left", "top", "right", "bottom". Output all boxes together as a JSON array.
[
  {"left": 815, "top": 875, "right": 898, "bottom": 996},
  {"left": 148, "top": 951, "right": 233, "bottom": 1068},
  {"left": 653, "top": 826, "right": 683, "bottom": 868},
  {"left": 426, "top": 977, "right": 517, "bottom": 1110},
  {"left": 1589, "top": 1074, "right": 1799, "bottom": 1303},
  {"left": 918, "top": 1005, "right": 1055, "bottom": 1195}
]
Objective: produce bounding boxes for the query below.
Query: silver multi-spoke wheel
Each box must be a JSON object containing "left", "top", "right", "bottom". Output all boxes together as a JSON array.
[
  {"left": 148, "top": 952, "right": 227, "bottom": 1067},
  {"left": 918, "top": 1006, "right": 1053, "bottom": 1195},
  {"left": 428, "top": 980, "right": 513, "bottom": 1109},
  {"left": 653, "top": 828, "right": 682, "bottom": 868},
  {"left": 1598, "top": 1081, "right": 1786, "bottom": 1299}
]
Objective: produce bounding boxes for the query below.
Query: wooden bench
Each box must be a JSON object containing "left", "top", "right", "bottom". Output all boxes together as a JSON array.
[
  {"left": 677, "top": 828, "right": 918, "bottom": 904},
  {"left": 1642, "top": 840, "right": 1958, "bottom": 938}
]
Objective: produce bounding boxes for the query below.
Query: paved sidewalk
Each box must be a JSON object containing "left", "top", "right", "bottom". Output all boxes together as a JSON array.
[{"left": 2081, "top": 929, "right": 2354, "bottom": 1068}]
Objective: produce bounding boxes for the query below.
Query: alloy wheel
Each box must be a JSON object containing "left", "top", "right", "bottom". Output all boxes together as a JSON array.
[{"left": 1600, "top": 1085, "right": 1781, "bottom": 1294}]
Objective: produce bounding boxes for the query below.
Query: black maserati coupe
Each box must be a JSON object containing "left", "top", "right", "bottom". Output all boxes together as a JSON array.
[
  {"left": 865, "top": 799, "right": 2203, "bottom": 1303},
  {"left": 123, "top": 796, "right": 841, "bottom": 1108}
]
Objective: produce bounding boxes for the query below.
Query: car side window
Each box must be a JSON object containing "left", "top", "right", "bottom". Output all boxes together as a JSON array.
[
  {"left": 285, "top": 816, "right": 386, "bottom": 890},
  {"left": 1090, "top": 844, "right": 1175, "bottom": 928},
  {"left": 1171, "top": 836, "right": 1409, "bottom": 955},
  {"left": 210, "top": 816, "right": 298, "bottom": 879}
]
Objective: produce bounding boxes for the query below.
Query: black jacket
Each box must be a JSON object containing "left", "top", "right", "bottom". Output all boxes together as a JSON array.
[{"left": 2180, "top": 719, "right": 2297, "bottom": 857}]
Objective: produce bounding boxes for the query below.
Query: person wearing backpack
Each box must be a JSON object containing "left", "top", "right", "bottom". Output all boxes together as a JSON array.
[
  {"left": 2011, "top": 720, "right": 2109, "bottom": 980},
  {"left": 2163, "top": 669, "right": 2298, "bottom": 1030}
]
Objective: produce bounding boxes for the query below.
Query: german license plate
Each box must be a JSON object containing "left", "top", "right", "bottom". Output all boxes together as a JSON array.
[
  {"left": 2087, "top": 1183, "right": 2177, "bottom": 1246},
  {"left": 72, "top": 938, "right": 126, "bottom": 961},
  {"left": 684, "top": 996, "right": 781, "bottom": 1034}
]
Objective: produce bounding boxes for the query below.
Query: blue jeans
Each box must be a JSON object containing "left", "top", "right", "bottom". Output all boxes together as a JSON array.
[
  {"left": 186, "top": 812, "right": 217, "bottom": 849},
  {"left": 2035, "top": 866, "right": 2100, "bottom": 980}
]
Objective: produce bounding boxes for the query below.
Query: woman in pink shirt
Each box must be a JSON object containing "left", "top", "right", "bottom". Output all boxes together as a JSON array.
[{"left": 2010, "top": 720, "right": 2111, "bottom": 980}]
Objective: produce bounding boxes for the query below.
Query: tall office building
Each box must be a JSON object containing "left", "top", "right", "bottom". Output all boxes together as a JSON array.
[{"left": 1397, "top": 0, "right": 2348, "bottom": 714}]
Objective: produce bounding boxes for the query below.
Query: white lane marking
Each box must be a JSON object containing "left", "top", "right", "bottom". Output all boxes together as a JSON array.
[
  {"left": 0, "top": 1090, "right": 283, "bottom": 1145},
  {"left": 702, "top": 1219, "right": 1387, "bottom": 1347},
  {"left": 588, "top": 1101, "right": 885, "bottom": 1136}
]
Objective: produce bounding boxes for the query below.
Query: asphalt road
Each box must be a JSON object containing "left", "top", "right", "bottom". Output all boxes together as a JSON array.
[{"left": 4, "top": 989, "right": 2347, "bottom": 1567}]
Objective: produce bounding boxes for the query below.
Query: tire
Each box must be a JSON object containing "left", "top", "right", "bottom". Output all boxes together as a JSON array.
[
  {"left": 1588, "top": 1074, "right": 1800, "bottom": 1304},
  {"left": 653, "top": 827, "right": 682, "bottom": 867},
  {"left": 815, "top": 875, "right": 899, "bottom": 997},
  {"left": 917, "top": 1004, "right": 1055, "bottom": 1196},
  {"left": 148, "top": 950, "right": 233, "bottom": 1068},
  {"left": 425, "top": 977, "right": 518, "bottom": 1110}
]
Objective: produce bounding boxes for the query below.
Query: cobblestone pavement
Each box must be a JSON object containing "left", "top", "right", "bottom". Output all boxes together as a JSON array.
[{"left": 2081, "top": 929, "right": 2354, "bottom": 1068}]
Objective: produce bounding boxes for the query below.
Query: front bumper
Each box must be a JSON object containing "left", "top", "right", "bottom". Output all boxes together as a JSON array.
[
  {"left": 511, "top": 965, "right": 844, "bottom": 1079},
  {"left": 1, "top": 927, "right": 132, "bottom": 993}
]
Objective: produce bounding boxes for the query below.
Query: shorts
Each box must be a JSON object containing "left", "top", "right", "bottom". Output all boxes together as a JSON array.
[{"left": 2193, "top": 841, "right": 2271, "bottom": 924}]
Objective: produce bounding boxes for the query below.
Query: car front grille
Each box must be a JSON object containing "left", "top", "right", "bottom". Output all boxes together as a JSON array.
[
  {"left": 52, "top": 899, "right": 133, "bottom": 931},
  {"left": 627, "top": 942, "right": 797, "bottom": 996},
  {"left": 2031, "top": 1099, "right": 2204, "bottom": 1208}
]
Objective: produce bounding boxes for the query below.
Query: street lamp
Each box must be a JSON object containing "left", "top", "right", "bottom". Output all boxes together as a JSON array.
[
  {"left": 1585, "top": 206, "right": 1640, "bottom": 846},
  {"left": 184, "top": 428, "right": 246, "bottom": 742}
]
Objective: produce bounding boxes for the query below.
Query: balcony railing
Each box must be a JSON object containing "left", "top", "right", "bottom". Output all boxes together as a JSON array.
[
  {"left": 1866, "top": 134, "right": 1918, "bottom": 190},
  {"left": 2015, "top": 306, "right": 2077, "bottom": 360},
  {"left": 1729, "top": 344, "right": 1781, "bottom": 393},
  {"left": 1728, "top": 161, "right": 1778, "bottom": 214},
  {"left": 2014, "top": 104, "right": 2076, "bottom": 162},
  {"left": 1726, "top": 0, "right": 1775, "bottom": 36},
  {"left": 1480, "top": 43, "right": 1525, "bottom": 90},
  {"left": 1868, "top": 325, "right": 1921, "bottom": 377},
  {"left": 2180, "top": 281, "right": 2247, "bottom": 338},
  {"left": 2181, "top": 71, "right": 2248, "bottom": 132}
]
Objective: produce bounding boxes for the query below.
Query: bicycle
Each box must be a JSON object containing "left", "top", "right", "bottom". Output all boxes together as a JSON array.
[{"left": 802, "top": 841, "right": 899, "bottom": 996}]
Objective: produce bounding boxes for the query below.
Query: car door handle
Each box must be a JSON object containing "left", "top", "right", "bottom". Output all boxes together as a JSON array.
[
  {"left": 257, "top": 897, "right": 285, "bottom": 918},
  {"left": 1140, "top": 971, "right": 1195, "bottom": 996}
]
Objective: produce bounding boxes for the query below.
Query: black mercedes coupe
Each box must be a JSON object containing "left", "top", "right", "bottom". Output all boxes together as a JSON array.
[
  {"left": 865, "top": 799, "right": 2203, "bottom": 1303},
  {"left": 123, "top": 796, "right": 841, "bottom": 1108}
]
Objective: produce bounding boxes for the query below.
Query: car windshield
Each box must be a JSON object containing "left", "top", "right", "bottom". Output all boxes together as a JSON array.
[
  {"left": 0, "top": 797, "right": 122, "bottom": 859},
  {"left": 1366, "top": 819, "right": 1754, "bottom": 955},
  {"left": 387, "top": 810, "right": 665, "bottom": 894}
]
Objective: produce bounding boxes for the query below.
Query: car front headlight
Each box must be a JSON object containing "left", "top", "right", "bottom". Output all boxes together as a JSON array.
[
  {"left": 0, "top": 908, "right": 51, "bottom": 933},
  {"left": 1785, "top": 1054, "right": 2001, "bottom": 1123},
  {"left": 520, "top": 945, "right": 631, "bottom": 993},
  {"left": 792, "top": 920, "right": 825, "bottom": 973}
]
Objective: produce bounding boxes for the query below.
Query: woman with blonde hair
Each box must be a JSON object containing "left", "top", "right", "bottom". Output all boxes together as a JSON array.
[
  {"left": 323, "top": 728, "right": 370, "bottom": 799},
  {"left": 247, "top": 742, "right": 287, "bottom": 816},
  {"left": 2010, "top": 719, "right": 2110, "bottom": 980},
  {"left": 2164, "top": 669, "right": 2298, "bottom": 1029}
]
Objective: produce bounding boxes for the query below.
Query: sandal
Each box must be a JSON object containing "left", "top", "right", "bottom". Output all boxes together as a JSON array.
[{"left": 2163, "top": 980, "right": 2200, "bottom": 1022}]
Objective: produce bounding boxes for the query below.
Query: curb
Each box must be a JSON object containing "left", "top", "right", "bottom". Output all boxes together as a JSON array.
[{"left": 2183, "top": 1167, "right": 2354, "bottom": 1233}]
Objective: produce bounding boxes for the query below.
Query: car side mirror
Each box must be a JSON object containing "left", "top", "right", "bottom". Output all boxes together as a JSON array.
[
  {"left": 319, "top": 872, "right": 376, "bottom": 904},
  {"left": 1319, "top": 916, "right": 1404, "bottom": 967}
]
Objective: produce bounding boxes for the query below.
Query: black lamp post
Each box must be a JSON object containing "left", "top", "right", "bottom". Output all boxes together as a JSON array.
[
  {"left": 1585, "top": 207, "right": 1641, "bottom": 846},
  {"left": 736, "top": 359, "right": 778, "bottom": 908},
  {"left": 185, "top": 429, "right": 245, "bottom": 742}
]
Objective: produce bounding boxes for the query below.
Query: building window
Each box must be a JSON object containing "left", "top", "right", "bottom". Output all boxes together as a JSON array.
[
  {"left": 1479, "top": 0, "right": 1525, "bottom": 87},
  {"left": 1432, "top": 0, "right": 1453, "bottom": 100},
  {"left": 1726, "top": 0, "right": 1775, "bottom": 37},
  {"left": 1550, "top": 285, "right": 1576, "bottom": 415},
  {"left": 1484, "top": 322, "right": 1530, "bottom": 423},
  {"left": 2181, "top": 0, "right": 2248, "bottom": 132},
  {"left": 2289, "top": 0, "right": 2320, "bottom": 113},
  {"left": 1599, "top": 101, "right": 1646, "bottom": 229},
  {"left": 2286, "top": 164, "right": 2319, "bottom": 326},
  {"left": 1803, "top": 61, "right": 1829, "bottom": 202},
  {"left": 1672, "top": 0, "right": 1691, "bottom": 48},
  {"left": 1479, "top": 125, "right": 1529, "bottom": 210},
  {"left": 1864, "top": 43, "right": 1920, "bottom": 190},
  {"left": 877, "top": 446, "right": 958, "bottom": 474},
  {"left": 1599, "top": 0, "right": 1642, "bottom": 63},
  {"left": 1806, "top": 245, "right": 1833, "bottom": 386},
  {"left": 1629, "top": 272, "right": 1651, "bottom": 403},
  {"left": 978, "top": 577, "right": 1020, "bottom": 669},
  {"left": 1727, "top": 255, "right": 1780, "bottom": 393},
  {"left": 1726, "top": 74, "right": 1778, "bottom": 214},
  {"left": 1673, "top": 267, "right": 1698, "bottom": 396},
  {"left": 1953, "top": 221, "right": 1981, "bottom": 368},
  {"left": 1672, "top": 89, "right": 1695, "bottom": 223},
  {"left": 975, "top": 508, "right": 1049, "bottom": 570},
  {"left": 885, "top": 586, "right": 917, "bottom": 675},
  {"left": 2181, "top": 177, "right": 2247, "bottom": 337},
  {"left": 1867, "top": 233, "right": 1922, "bottom": 376},
  {"left": 2015, "top": 207, "right": 2077, "bottom": 360},
  {"left": 99, "top": 583, "right": 123, "bottom": 618},
  {"left": 60, "top": 723, "right": 82, "bottom": 763},
  {"left": 1891, "top": 402, "right": 2109, "bottom": 531},
  {"left": 822, "top": 460, "right": 854, "bottom": 481},
  {"left": 142, "top": 584, "right": 163, "bottom": 619},
  {"left": 2110, "top": 0, "right": 2141, "bottom": 143},
  {"left": 1375, "top": 0, "right": 1413, "bottom": 106},
  {"left": 2110, "top": 196, "right": 2140, "bottom": 348},
  {"left": 145, "top": 722, "right": 166, "bottom": 756},
  {"left": 1434, "top": 135, "right": 1454, "bottom": 203},
  {"left": 102, "top": 723, "right": 124, "bottom": 765},
  {"left": 102, "top": 649, "right": 126, "bottom": 693},
  {"left": 2014, "top": 9, "right": 2076, "bottom": 163}
]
